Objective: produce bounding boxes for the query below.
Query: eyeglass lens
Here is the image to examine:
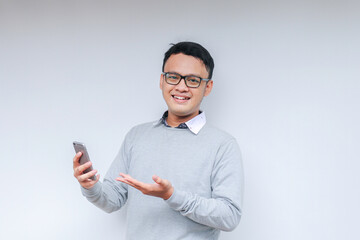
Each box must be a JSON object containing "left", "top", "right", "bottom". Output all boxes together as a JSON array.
[{"left": 165, "top": 73, "right": 201, "bottom": 88}]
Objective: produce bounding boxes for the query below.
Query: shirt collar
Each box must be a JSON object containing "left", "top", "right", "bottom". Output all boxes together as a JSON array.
[
  {"left": 185, "top": 111, "right": 206, "bottom": 134},
  {"left": 153, "top": 111, "right": 206, "bottom": 135}
]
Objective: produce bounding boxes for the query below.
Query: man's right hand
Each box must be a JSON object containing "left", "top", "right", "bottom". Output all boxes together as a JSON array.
[{"left": 73, "top": 152, "right": 100, "bottom": 189}]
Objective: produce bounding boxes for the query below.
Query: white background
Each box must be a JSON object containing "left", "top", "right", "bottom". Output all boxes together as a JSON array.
[{"left": 0, "top": 0, "right": 359, "bottom": 239}]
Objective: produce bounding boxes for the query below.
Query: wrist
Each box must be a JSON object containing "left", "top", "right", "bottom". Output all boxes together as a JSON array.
[{"left": 163, "top": 186, "right": 174, "bottom": 200}]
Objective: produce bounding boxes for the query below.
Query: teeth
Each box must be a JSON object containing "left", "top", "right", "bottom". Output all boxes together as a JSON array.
[{"left": 174, "top": 96, "right": 188, "bottom": 100}]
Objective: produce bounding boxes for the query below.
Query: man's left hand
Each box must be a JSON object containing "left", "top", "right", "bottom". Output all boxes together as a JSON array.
[{"left": 116, "top": 173, "right": 174, "bottom": 200}]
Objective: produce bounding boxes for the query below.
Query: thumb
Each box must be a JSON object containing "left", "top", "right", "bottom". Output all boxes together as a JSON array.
[{"left": 152, "top": 175, "right": 162, "bottom": 184}]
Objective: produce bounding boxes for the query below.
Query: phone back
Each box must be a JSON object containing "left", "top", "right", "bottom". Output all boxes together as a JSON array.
[{"left": 73, "top": 141, "right": 94, "bottom": 175}]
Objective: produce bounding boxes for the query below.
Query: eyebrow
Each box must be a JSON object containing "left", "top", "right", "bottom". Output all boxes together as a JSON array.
[{"left": 166, "top": 71, "right": 202, "bottom": 78}]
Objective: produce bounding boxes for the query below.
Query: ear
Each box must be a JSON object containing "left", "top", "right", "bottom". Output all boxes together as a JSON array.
[
  {"left": 160, "top": 74, "right": 163, "bottom": 90},
  {"left": 204, "top": 80, "right": 213, "bottom": 97}
]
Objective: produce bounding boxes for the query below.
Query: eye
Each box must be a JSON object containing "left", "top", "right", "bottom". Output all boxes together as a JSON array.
[
  {"left": 187, "top": 77, "right": 200, "bottom": 84},
  {"left": 167, "top": 74, "right": 179, "bottom": 80}
]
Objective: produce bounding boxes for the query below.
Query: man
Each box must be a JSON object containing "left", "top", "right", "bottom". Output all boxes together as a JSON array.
[{"left": 73, "top": 41, "right": 244, "bottom": 239}]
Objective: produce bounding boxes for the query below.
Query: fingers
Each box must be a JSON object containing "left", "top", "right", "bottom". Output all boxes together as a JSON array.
[
  {"left": 73, "top": 152, "right": 82, "bottom": 168},
  {"left": 73, "top": 152, "right": 100, "bottom": 189},
  {"left": 117, "top": 173, "right": 144, "bottom": 188},
  {"left": 117, "top": 177, "right": 137, "bottom": 189},
  {"left": 116, "top": 173, "right": 149, "bottom": 191},
  {"left": 74, "top": 161, "right": 92, "bottom": 177},
  {"left": 77, "top": 169, "right": 98, "bottom": 182},
  {"left": 82, "top": 174, "right": 100, "bottom": 189}
]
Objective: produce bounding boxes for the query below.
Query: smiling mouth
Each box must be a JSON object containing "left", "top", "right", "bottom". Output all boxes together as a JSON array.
[{"left": 172, "top": 95, "right": 190, "bottom": 100}]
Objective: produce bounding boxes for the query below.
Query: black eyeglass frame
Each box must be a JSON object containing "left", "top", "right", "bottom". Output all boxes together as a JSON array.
[{"left": 162, "top": 72, "right": 211, "bottom": 88}]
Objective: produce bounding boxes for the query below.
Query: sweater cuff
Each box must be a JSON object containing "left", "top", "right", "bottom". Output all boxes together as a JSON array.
[
  {"left": 164, "top": 188, "right": 187, "bottom": 211},
  {"left": 80, "top": 182, "right": 102, "bottom": 197}
]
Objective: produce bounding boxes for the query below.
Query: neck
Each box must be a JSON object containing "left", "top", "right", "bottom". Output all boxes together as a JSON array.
[{"left": 166, "top": 111, "right": 200, "bottom": 127}]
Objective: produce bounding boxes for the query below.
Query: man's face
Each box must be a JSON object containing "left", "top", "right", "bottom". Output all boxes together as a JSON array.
[{"left": 160, "top": 53, "right": 213, "bottom": 120}]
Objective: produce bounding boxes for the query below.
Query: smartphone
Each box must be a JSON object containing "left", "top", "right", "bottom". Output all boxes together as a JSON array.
[{"left": 73, "top": 141, "right": 96, "bottom": 180}]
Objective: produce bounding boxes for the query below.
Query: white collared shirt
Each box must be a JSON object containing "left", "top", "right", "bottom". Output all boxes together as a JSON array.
[
  {"left": 153, "top": 111, "right": 207, "bottom": 135},
  {"left": 184, "top": 111, "right": 206, "bottom": 134}
]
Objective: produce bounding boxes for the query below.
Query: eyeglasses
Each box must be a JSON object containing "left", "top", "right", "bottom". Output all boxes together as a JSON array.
[{"left": 162, "top": 72, "right": 210, "bottom": 88}]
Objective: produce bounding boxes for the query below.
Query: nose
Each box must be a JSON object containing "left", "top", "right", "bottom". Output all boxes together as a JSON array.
[{"left": 175, "top": 78, "right": 189, "bottom": 92}]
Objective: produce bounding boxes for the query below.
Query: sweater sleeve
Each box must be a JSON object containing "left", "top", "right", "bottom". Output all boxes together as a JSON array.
[
  {"left": 165, "top": 138, "right": 244, "bottom": 231},
  {"left": 80, "top": 135, "right": 131, "bottom": 213}
]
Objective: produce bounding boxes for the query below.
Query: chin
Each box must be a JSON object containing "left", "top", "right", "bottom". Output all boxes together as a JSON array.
[
  {"left": 169, "top": 107, "right": 197, "bottom": 118},
  {"left": 170, "top": 110, "right": 191, "bottom": 117}
]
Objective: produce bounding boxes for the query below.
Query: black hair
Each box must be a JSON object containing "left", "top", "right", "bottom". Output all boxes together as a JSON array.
[{"left": 162, "top": 41, "right": 214, "bottom": 79}]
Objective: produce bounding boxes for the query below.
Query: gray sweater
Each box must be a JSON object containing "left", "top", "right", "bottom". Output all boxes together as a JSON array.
[{"left": 81, "top": 121, "right": 244, "bottom": 240}]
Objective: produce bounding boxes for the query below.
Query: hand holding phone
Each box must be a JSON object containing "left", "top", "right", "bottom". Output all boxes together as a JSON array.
[{"left": 73, "top": 141, "right": 99, "bottom": 188}]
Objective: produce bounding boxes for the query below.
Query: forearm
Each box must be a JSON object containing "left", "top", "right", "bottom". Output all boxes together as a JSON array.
[
  {"left": 81, "top": 179, "right": 127, "bottom": 213},
  {"left": 165, "top": 188, "right": 242, "bottom": 231}
]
